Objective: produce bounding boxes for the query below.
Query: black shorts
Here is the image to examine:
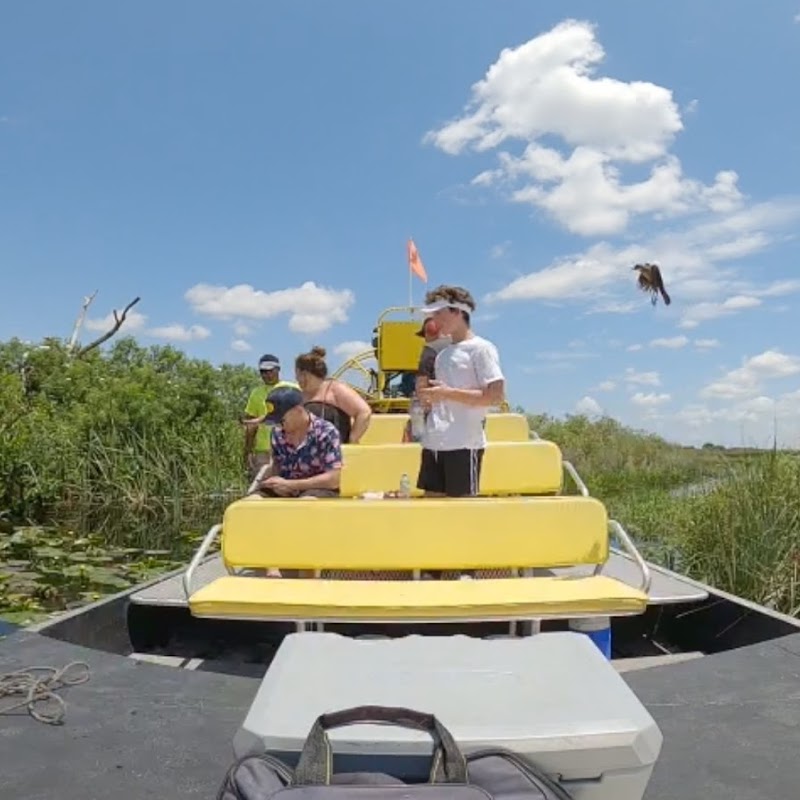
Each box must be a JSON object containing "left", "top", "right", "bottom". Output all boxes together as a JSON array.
[{"left": 416, "top": 448, "right": 484, "bottom": 497}]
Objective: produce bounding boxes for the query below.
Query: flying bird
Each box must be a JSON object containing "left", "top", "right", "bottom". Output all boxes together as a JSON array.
[{"left": 632, "top": 263, "right": 671, "bottom": 306}]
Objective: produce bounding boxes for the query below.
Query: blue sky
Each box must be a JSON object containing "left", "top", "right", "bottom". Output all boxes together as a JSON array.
[{"left": 3, "top": 1, "right": 800, "bottom": 447}]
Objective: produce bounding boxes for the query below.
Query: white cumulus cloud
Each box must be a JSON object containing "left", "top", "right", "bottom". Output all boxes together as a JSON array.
[
  {"left": 631, "top": 391, "right": 671, "bottom": 407},
  {"left": 593, "top": 380, "right": 616, "bottom": 392},
  {"left": 333, "top": 340, "right": 373, "bottom": 361},
  {"left": 700, "top": 349, "right": 800, "bottom": 400},
  {"left": 146, "top": 324, "right": 211, "bottom": 343},
  {"left": 674, "top": 388, "right": 800, "bottom": 447},
  {"left": 575, "top": 396, "right": 603, "bottom": 416},
  {"left": 85, "top": 309, "right": 147, "bottom": 332},
  {"left": 650, "top": 335, "right": 689, "bottom": 349},
  {"left": 678, "top": 294, "right": 762, "bottom": 329},
  {"left": 624, "top": 368, "right": 661, "bottom": 387},
  {"left": 483, "top": 200, "right": 800, "bottom": 318},
  {"left": 425, "top": 18, "right": 743, "bottom": 236},
  {"left": 231, "top": 339, "right": 252, "bottom": 352},
  {"left": 185, "top": 281, "right": 355, "bottom": 335}
]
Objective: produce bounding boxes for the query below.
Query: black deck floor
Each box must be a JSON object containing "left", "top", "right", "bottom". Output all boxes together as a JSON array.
[{"left": 1, "top": 629, "right": 799, "bottom": 800}]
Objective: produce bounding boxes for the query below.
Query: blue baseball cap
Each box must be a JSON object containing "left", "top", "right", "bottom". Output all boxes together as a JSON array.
[{"left": 263, "top": 385, "right": 304, "bottom": 423}]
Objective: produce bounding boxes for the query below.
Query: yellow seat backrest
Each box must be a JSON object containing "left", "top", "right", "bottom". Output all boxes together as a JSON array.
[
  {"left": 340, "top": 443, "right": 424, "bottom": 497},
  {"left": 378, "top": 321, "right": 424, "bottom": 372},
  {"left": 359, "top": 414, "right": 410, "bottom": 445},
  {"left": 339, "top": 440, "right": 562, "bottom": 498},
  {"left": 485, "top": 413, "right": 530, "bottom": 442},
  {"left": 479, "top": 441, "right": 562, "bottom": 495},
  {"left": 221, "top": 495, "right": 608, "bottom": 571}
]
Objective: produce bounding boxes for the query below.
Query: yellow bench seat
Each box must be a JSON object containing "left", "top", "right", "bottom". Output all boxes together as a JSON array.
[
  {"left": 188, "top": 574, "right": 648, "bottom": 621},
  {"left": 185, "top": 494, "right": 651, "bottom": 625},
  {"left": 485, "top": 412, "right": 530, "bottom": 442},
  {"left": 339, "top": 440, "right": 563, "bottom": 498},
  {"left": 221, "top": 496, "right": 607, "bottom": 570}
]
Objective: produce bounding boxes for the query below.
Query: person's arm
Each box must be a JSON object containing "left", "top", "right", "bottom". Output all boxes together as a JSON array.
[
  {"left": 287, "top": 425, "right": 342, "bottom": 491},
  {"left": 331, "top": 381, "right": 372, "bottom": 443},
  {"left": 258, "top": 430, "right": 281, "bottom": 485},
  {"left": 437, "top": 381, "right": 504, "bottom": 407},
  {"left": 415, "top": 347, "right": 437, "bottom": 401},
  {"left": 243, "top": 389, "right": 261, "bottom": 465},
  {"left": 420, "top": 344, "right": 505, "bottom": 407},
  {"left": 289, "top": 467, "right": 341, "bottom": 492}
]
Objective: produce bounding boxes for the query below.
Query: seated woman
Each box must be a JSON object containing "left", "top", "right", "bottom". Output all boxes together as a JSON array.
[{"left": 295, "top": 346, "right": 372, "bottom": 444}]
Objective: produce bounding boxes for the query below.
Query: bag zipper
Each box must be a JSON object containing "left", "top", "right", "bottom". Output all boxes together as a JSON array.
[{"left": 465, "top": 748, "right": 574, "bottom": 800}]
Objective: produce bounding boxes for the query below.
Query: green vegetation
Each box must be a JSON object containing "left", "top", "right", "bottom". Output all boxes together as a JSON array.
[
  {"left": 1, "top": 338, "right": 798, "bottom": 625},
  {"left": 0, "top": 336, "right": 250, "bottom": 624},
  {"left": 528, "top": 412, "right": 799, "bottom": 617}
]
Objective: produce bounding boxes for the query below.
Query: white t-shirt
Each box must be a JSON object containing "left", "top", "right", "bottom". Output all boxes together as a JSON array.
[{"left": 423, "top": 334, "right": 504, "bottom": 451}]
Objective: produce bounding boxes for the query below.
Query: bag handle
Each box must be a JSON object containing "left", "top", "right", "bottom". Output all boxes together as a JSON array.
[{"left": 292, "top": 705, "right": 468, "bottom": 785}]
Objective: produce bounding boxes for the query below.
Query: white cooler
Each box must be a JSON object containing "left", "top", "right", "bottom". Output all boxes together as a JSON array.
[{"left": 234, "top": 632, "right": 662, "bottom": 800}]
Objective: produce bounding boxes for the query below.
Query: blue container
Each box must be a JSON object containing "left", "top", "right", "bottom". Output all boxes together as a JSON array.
[{"left": 568, "top": 616, "right": 612, "bottom": 659}]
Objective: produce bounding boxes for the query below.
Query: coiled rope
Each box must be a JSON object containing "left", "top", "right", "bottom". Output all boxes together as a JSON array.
[{"left": 0, "top": 662, "right": 90, "bottom": 725}]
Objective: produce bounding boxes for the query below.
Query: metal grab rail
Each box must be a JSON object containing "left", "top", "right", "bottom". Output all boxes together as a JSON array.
[
  {"left": 182, "top": 524, "right": 222, "bottom": 600},
  {"left": 607, "top": 519, "right": 652, "bottom": 593},
  {"left": 247, "top": 461, "right": 270, "bottom": 495},
  {"left": 562, "top": 460, "right": 589, "bottom": 496}
]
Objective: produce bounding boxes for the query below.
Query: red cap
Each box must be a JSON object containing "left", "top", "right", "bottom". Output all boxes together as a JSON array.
[{"left": 415, "top": 317, "right": 440, "bottom": 338}]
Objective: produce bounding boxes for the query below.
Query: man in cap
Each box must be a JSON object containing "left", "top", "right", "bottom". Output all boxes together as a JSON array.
[
  {"left": 255, "top": 385, "right": 342, "bottom": 498},
  {"left": 414, "top": 316, "right": 451, "bottom": 395},
  {"left": 243, "top": 354, "right": 299, "bottom": 479},
  {"left": 415, "top": 284, "right": 505, "bottom": 498}
]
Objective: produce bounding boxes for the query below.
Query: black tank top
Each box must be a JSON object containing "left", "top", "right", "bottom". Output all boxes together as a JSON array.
[{"left": 304, "top": 400, "right": 352, "bottom": 443}]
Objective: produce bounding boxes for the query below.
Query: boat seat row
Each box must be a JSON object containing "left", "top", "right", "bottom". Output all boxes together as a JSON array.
[
  {"left": 359, "top": 411, "right": 530, "bottom": 445},
  {"left": 184, "top": 440, "right": 651, "bottom": 627},
  {"left": 340, "top": 440, "right": 563, "bottom": 497}
]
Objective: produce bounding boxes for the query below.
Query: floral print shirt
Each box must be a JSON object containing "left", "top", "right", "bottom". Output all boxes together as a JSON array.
[{"left": 270, "top": 414, "right": 343, "bottom": 480}]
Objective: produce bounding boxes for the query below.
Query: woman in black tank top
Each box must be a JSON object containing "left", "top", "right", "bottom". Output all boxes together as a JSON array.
[
  {"left": 303, "top": 400, "right": 352, "bottom": 443},
  {"left": 294, "top": 347, "right": 372, "bottom": 443}
]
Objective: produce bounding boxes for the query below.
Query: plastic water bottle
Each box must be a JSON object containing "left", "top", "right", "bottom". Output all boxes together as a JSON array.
[
  {"left": 409, "top": 396, "right": 425, "bottom": 442},
  {"left": 398, "top": 472, "right": 411, "bottom": 499}
]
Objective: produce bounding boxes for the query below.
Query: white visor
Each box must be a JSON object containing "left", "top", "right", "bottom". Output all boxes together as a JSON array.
[
  {"left": 419, "top": 300, "right": 473, "bottom": 315},
  {"left": 258, "top": 360, "right": 279, "bottom": 370}
]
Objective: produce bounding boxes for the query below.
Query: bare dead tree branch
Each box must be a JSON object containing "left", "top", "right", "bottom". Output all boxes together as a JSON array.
[
  {"left": 68, "top": 289, "right": 99, "bottom": 353},
  {"left": 75, "top": 296, "right": 141, "bottom": 358}
]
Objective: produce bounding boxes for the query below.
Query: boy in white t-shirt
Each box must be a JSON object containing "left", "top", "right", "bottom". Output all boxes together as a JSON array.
[{"left": 416, "top": 284, "right": 505, "bottom": 497}]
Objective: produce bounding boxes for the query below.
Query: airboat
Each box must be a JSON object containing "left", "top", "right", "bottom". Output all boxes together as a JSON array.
[{"left": 2, "top": 305, "right": 798, "bottom": 800}]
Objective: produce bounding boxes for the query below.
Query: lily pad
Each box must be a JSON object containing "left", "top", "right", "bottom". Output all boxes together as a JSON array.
[
  {"left": 86, "top": 568, "right": 132, "bottom": 590},
  {"left": 32, "top": 546, "right": 68, "bottom": 559}
]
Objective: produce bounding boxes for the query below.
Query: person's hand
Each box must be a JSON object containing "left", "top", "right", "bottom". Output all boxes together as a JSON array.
[
  {"left": 261, "top": 476, "right": 295, "bottom": 497},
  {"left": 418, "top": 380, "right": 450, "bottom": 404}
]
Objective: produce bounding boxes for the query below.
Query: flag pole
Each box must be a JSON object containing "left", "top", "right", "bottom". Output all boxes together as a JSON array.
[{"left": 408, "top": 241, "right": 413, "bottom": 309}]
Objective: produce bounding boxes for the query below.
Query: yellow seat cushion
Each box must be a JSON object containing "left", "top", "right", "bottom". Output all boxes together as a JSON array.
[
  {"left": 339, "top": 440, "right": 562, "bottom": 498},
  {"left": 479, "top": 441, "right": 562, "bottom": 495},
  {"left": 485, "top": 413, "right": 530, "bottom": 442},
  {"left": 221, "top": 495, "right": 608, "bottom": 571},
  {"left": 188, "top": 574, "right": 647, "bottom": 621},
  {"left": 340, "top": 443, "right": 424, "bottom": 497},
  {"left": 360, "top": 414, "right": 410, "bottom": 445}
]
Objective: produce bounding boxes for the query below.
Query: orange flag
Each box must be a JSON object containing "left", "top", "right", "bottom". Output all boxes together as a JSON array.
[{"left": 407, "top": 238, "right": 428, "bottom": 283}]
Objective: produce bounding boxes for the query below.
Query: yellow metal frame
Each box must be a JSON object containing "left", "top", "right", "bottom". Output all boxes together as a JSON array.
[{"left": 331, "top": 305, "right": 510, "bottom": 413}]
